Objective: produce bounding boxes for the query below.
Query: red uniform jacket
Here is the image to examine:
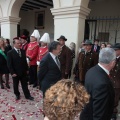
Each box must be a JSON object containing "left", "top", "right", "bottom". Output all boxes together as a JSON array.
[
  {"left": 37, "top": 46, "right": 48, "bottom": 61},
  {"left": 26, "top": 41, "right": 39, "bottom": 65},
  {"left": 21, "top": 42, "right": 28, "bottom": 52}
]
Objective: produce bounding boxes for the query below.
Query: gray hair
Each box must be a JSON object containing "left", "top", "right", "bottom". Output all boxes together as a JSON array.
[
  {"left": 99, "top": 48, "right": 116, "bottom": 64},
  {"left": 69, "top": 42, "right": 76, "bottom": 50}
]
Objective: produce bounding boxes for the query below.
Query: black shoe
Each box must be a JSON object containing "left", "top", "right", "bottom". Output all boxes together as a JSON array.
[
  {"left": 33, "top": 84, "right": 37, "bottom": 88},
  {"left": 16, "top": 95, "right": 20, "bottom": 100},
  {"left": 111, "top": 114, "right": 117, "bottom": 120},
  {"left": 1, "top": 80, "right": 5, "bottom": 83},
  {"left": 26, "top": 96, "right": 34, "bottom": 101},
  {"left": 6, "top": 84, "right": 10, "bottom": 89},
  {"left": 111, "top": 118, "right": 116, "bottom": 120},
  {"left": 1, "top": 84, "right": 4, "bottom": 89}
]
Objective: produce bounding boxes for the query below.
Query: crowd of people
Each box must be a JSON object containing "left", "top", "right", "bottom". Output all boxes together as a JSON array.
[{"left": 0, "top": 29, "right": 120, "bottom": 120}]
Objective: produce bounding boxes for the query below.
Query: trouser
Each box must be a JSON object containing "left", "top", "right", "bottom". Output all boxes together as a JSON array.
[
  {"left": 113, "top": 88, "right": 120, "bottom": 114},
  {"left": 12, "top": 76, "right": 31, "bottom": 98},
  {"left": 29, "top": 65, "right": 37, "bottom": 85},
  {"left": 61, "top": 72, "right": 68, "bottom": 79},
  {"left": 0, "top": 74, "right": 9, "bottom": 86},
  {"left": 80, "top": 80, "right": 85, "bottom": 85},
  {"left": 68, "top": 70, "right": 72, "bottom": 79}
]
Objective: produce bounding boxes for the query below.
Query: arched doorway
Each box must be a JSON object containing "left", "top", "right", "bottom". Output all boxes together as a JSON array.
[
  {"left": 0, "top": 0, "right": 90, "bottom": 47},
  {"left": 19, "top": 0, "right": 54, "bottom": 41}
]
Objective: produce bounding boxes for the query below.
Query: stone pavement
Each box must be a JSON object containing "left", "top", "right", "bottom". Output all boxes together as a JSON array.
[
  {"left": 1, "top": 75, "right": 120, "bottom": 120},
  {"left": 0, "top": 76, "right": 43, "bottom": 120}
]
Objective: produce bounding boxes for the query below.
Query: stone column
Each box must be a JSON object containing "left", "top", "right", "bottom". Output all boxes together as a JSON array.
[
  {"left": 0, "top": 16, "right": 21, "bottom": 43},
  {"left": 51, "top": 5, "right": 90, "bottom": 52}
]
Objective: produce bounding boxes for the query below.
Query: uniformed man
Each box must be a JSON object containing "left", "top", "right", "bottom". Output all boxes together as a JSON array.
[
  {"left": 26, "top": 29, "right": 39, "bottom": 87},
  {"left": 74, "top": 40, "right": 98, "bottom": 85},
  {"left": 37, "top": 33, "right": 50, "bottom": 66},
  {"left": 57, "top": 35, "right": 72, "bottom": 79},
  {"left": 110, "top": 43, "right": 120, "bottom": 120},
  {"left": 20, "top": 35, "right": 28, "bottom": 52}
]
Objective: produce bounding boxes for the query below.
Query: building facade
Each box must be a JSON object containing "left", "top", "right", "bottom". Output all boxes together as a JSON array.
[{"left": 0, "top": 0, "right": 120, "bottom": 50}]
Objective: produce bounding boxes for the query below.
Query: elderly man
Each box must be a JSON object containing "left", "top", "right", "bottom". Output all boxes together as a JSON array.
[
  {"left": 110, "top": 43, "right": 120, "bottom": 120},
  {"left": 80, "top": 48, "right": 116, "bottom": 120}
]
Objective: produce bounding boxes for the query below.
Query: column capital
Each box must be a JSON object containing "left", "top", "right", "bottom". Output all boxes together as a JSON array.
[
  {"left": 51, "top": 5, "right": 91, "bottom": 19},
  {"left": 0, "top": 16, "right": 21, "bottom": 24}
]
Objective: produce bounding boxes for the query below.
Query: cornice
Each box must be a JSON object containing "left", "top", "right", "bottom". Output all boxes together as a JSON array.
[
  {"left": 51, "top": 5, "right": 91, "bottom": 19},
  {"left": 0, "top": 16, "right": 21, "bottom": 24}
]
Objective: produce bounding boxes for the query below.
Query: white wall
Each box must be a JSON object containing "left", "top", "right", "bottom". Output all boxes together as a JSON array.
[
  {"left": 88, "top": 0, "right": 120, "bottom": 44},
  {"left": 19, "top": 7, "right": 54, "bottom": 41}
]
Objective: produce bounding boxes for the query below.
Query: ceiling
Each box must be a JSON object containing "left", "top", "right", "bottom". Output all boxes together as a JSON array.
[{"left": 21, "top": 0, "right": 53, "bottom": 11}]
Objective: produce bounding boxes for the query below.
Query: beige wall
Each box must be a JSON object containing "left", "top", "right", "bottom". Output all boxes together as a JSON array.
[
  {"left": 19, "top": 7, "right": 54, "bottom": 41},
  {"left": 88, "top": 0, "right": 120, "bottom": 44},
  {"left": 89, "top": 0, "right": 120, "bottom": 17}
]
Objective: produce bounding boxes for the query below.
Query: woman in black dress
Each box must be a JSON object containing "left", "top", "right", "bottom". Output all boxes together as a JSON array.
[
  {"left": 4, "top": 39, "right": 12, "bottom": 53},
  {"left": 0, "top": 38, "right": 10, "bottom": 89}
]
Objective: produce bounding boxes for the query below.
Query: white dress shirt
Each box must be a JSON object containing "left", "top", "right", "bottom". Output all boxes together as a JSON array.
[
  {"left": 14, "top": 47, "right": 20, "bottom": 53},
  {"left": 49, "top": 52, "right": 60, "bottom": 68},
  {"left": 98, "top": 63, "right": 109, "bottom": 75}
]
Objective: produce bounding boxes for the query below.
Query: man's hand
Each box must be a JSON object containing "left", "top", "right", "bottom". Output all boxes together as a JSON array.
[{"left": 12, "top": 74, "right": 17, "bottom": 77}]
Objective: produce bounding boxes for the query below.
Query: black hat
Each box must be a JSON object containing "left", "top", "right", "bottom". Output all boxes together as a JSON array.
[
  {"left": 83, "top": 40, "right": 93, "bottom": 45},
  {"left": 57, "top": 35, "right": 67, "bottom": 41},
  {"left": 112, "top": 43, "right": 120, "bottom": 50}
]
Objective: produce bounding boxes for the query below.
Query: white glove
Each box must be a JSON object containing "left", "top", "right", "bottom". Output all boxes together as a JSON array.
[
  {"left": 37, "top": 61, "right": 40, "bottom": 66},
  {"left": 26, "top": 58, "right": 30, "bottom": 63}
]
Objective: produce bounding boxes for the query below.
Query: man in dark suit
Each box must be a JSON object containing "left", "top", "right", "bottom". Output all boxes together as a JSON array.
[
  {"left": 7, "top": 38, "right": 34, "bottom": 101},
  {"left": 80, "top": 48, "right": 116, "bottom": 120},
  {"left": 57, "top": 35, "right": 72, "bottom": 79},
  {"left": 38, "top": 41, "right": 62, "bottom": 97},
  {"left": 92, "top": 39, "right": 100, "bottom": 53}
]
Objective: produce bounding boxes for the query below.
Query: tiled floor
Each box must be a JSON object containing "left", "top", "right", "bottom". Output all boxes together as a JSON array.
[{"left": 0, "top": 75, "right": 120, "bottom": 120}]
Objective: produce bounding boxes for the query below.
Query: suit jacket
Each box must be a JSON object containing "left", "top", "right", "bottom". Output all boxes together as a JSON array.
[
  {"left": 78, "top": 51, "right": 98, "bottom": 81},
  {"left": 7, "top": 49, "right": 28, "bottom": 77},
  {"left": 58, "top": 45, "right": 72, "bottom": 74},
  {"left": 38, "top": 53, "right": 62, "bottom": 95},
  {"left": 92, "top": 44, "right": 100, "bottom": 53},
  {"left": 80, "top": 65, "right": 115, "bottom": 120}
]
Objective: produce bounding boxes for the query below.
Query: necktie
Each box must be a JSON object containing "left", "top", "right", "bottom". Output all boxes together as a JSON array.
[
  {"left": 55, "top": 56, "right": 60, "bottom": 69},
  {"left": 17, "top": 50, "right": 21, "bottom": 57},
  {"left": 94, "top": 45, "right": 97, "bottom": 52}
]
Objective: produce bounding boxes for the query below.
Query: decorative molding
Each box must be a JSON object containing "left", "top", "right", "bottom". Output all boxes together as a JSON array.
[
  {"left": 51, "top": 5, "right": 91, "bottom": 19},
  {"left": 0, "top": 16, "right": 21, "bottom": 24}
]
